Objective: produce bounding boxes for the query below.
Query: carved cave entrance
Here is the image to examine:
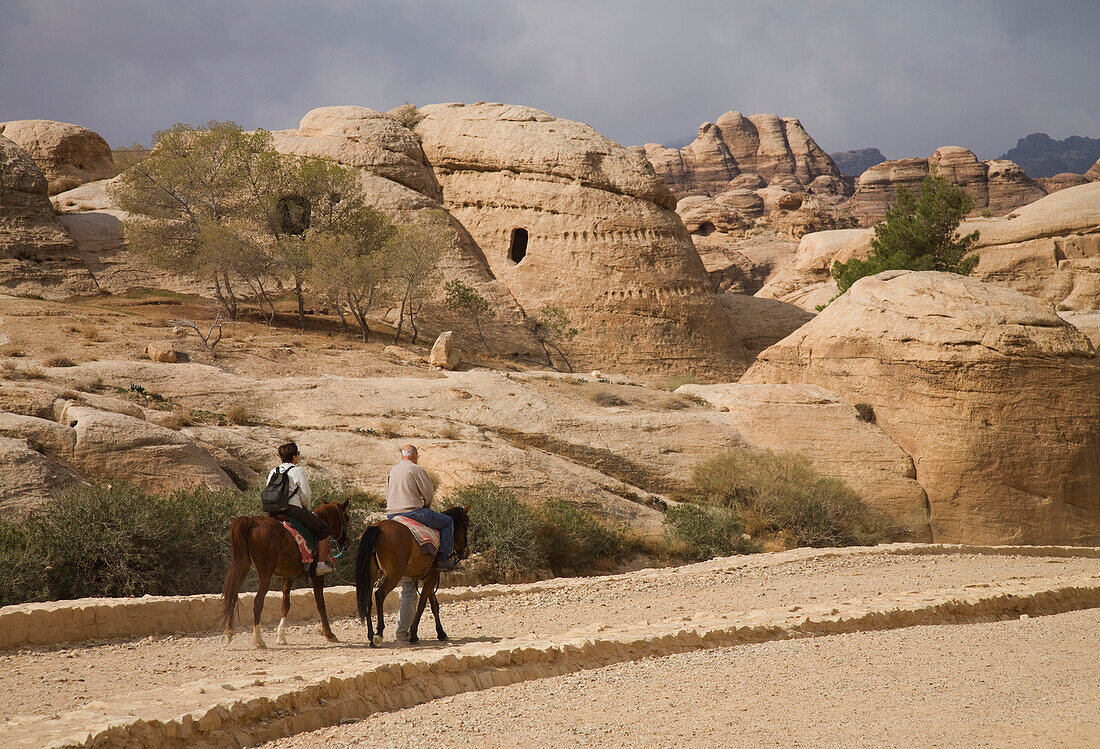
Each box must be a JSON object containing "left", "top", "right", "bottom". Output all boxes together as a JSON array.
[{"left": 510, "top": 228, "right": 528, "bottom": 263}]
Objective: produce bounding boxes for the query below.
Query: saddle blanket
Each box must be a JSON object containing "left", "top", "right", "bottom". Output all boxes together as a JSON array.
[
  {"left": 282, "top": 520, "right": 315, "bottom": 565},
  {"left": 392, "top": 515, "right": 441, "bottom": 556}
]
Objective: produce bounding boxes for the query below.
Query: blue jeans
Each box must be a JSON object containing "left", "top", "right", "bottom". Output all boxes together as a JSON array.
[{"left": 389, "top": 508, "right": 454, "bottom": 561}]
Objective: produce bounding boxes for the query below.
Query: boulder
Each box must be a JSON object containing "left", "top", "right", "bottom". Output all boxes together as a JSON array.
[
  {"left": 429, "top": 331, "right": 461, "bottom": 370},
  {"left": 415, "top": 102, "right": 749, "bottom": 377},
  {"left": 678, "top": 383, "right": 930, "bottom": 536},
  {"left": 0, "top": 135, "right": 76, "bottom": 259},
  {"left": 57, "top": 404, "right": 237, "bottom": 492},
  {"left": 755, "top": 228, "right": 873, "bottom": 310},
  {"left": 0, "top": 435, "right": 84, "bottom": 516},
  {"left": 716, "top": 294, "right": 815, "bottom": 359},
  {"left": 0, "top": 120, "right": 114, "bottom": 189},
  {"left": 1087, "top": 157, "right": 1100, "bottom": 182},
  {"left": 743, "top": 270, "right": 1100, "bottom": 545},
  {"left": 145, "top": 343, "right": 182, "bottom": 363}
]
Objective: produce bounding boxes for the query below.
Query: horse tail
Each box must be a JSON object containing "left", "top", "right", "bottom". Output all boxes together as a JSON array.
[
  {"left": 221, "top": 516, "right": 254, "bottom": 632},
  {"left": 355, "top": 525, "right": 381, "bottom": 622}
]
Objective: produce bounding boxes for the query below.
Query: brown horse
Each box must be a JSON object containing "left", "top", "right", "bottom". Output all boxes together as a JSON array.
[
  {"left": 220, "top": 500, "right": 350, "bottom": 649},
  {"left": 354, "top": 505, "right": 470, "bottom": 645}
]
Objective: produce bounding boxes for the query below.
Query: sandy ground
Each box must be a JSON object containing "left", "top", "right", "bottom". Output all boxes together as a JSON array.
[
  {"left": 267, "top": 608, "right": 1100, "bottom": 749},
  {"left": 0, "top": 549, "right": 1096, "bottom": 725}
]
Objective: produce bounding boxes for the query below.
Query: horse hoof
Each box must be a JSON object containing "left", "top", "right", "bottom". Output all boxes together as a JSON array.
[
  {"left": 437, "top": 632, "right": 448, "bottom": 641},
  {"left": 326, "top": 635, "right": 340, "bottom": 643},
  {"left": 371, "top": 635, "right": 382, "bottom": 646},
  {"left": 409, "top": 636, "right": 419, "bottom": 644},
  {"left": 220, "top": 634, "right": 232, "bottom": 647},
  {"left": 255, "top": 640, "right": 267, "bottom": 650},
  {"left": 276, "top": 636, "right": 288, "bottom": 646}
]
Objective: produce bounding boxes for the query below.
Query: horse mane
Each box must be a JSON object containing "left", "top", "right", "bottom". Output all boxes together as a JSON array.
[{"left": 443, "top": 505, "right": 468, "bottom": 530}]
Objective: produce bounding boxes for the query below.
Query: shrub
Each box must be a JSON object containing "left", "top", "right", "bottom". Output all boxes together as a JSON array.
[
  {"left": 80, "top": 325, "right": 103, "bottom": 342},
  {"left": 691, "top": 448, "right": 898, "bottom": 548},
  {"left": 534, "top": 499, "right": 624, "bottom": 574},
  {"left": 438, "top": 422, "right": 461, "bottom": 440},
  {"left": 447, "top": 483, "right": 545, "bottom": 574},
  {"left": 663, "top": 503, "right": 756, "bottom": 562},
  {"left": 391, "top": 102, "right": 425, "bottom": 129},
  {"left": 854, "top": 403, "right": 876, "bottom": 423},
  {"left": 227, "top": 404, "right": 250, "bottom": 425},
  {"left": 378, "top": 420, "right": 401, "bottom": 438},
  {"left": 593, "top": 391, "right": 627, "bottom": 407},
  {"left": 45, "top": 355, "right": 76, "bottom": 367}
]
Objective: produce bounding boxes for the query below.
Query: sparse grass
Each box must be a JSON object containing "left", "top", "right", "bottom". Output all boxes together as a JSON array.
[
  {"left": 47, "top": 176, "right": 82, "bottom": 195},
  {"left": 378, "top": 420, "right": 401, "bottom": 438},
  {"left": 227, "top": 404, "right": 251, "bottom": 426},
  {"left": 80, "top": 325, "right": 104, "bottom": 342},
  {"left": 44, "top": 355, "right": 76, "bottom": 368},
  {"left": 665, "top": 373, "right": 699, "bottom": 391},
  {"left": 0, "top": 346, "right": 26, "bottom": 357},
  {"left": 593, "top": 390, "right": 628, "bottom": 407},
  {"left": 21, "top": 365, "right": 46, "bottom": 380}
]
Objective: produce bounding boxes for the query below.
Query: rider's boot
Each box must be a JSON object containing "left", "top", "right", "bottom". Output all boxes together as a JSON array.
[{"left": 315, "top": 538, "right": 335, "bottom": 575}]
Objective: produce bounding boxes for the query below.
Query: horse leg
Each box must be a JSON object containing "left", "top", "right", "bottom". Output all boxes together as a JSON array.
[
  {"left": 276, "top": 578, "right": 292, "bottom": 645},
  {"left": 408, "top": 569, "right": 438, "bottom": 644},
  {"left": 374, "top": 573, "right": 398, "bottom": 646},
  {"left": 311, "top": 573, "right": 339, "bottom": 643},
  {"left": 253, "top": 570, "right": 273, "bottom": 649},
  {"left": 426, "top": 575, "right": 446, "bottom": 641}
]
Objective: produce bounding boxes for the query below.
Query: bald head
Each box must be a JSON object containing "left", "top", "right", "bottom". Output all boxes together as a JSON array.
[{"left": 401, "top": 444, "right": 418, "bottom": 463}]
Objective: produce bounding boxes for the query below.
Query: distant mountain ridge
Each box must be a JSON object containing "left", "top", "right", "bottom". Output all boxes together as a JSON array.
[
  {"left": 830, "top": 148, "right": 886, "bottom": 177},
  {"left": 1000, "top": 133, "right": 1100, "bottom": 178}
]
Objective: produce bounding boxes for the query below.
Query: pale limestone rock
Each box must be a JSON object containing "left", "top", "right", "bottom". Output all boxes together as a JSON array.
[
  {"left": 429, "top": 331, "right": 461, "bottom": 370},
  {"left": 743, "top": 270, "right": 1100, "bottom": 545},
  {"left": 416, "top": 102, "right": 749, "bottom": 377},
  {"left": 677, "top": 382, "right": 930, "bottom": 536},
  {"left": 695, "top": 231, "right": 799, "bottom": 295},
  {"left": 984, "top": 159, "right": 1046, "bottom": 214},
  {"left": 0, "top": 119, "right": 114, "bottom": 187},
  {"left": 0, "top": 435, "right": 84, "bottom": 516},
  {"left": 756, "top": 228, "right": 873, "bottom": 310},
  {"left": 715, "top": 294, "right": 814, "bottom": 359}
]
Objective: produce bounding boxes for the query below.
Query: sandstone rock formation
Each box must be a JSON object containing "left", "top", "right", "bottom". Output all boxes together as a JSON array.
[
  {"left": 0, "top": 120, "right": 114, "bottom": 189},
  {"left": 1037, "top": 173, "right": 1090, "bottom": 193},
  {"left": 743, "top": 270, "right": 1100, "bottom": 545},
  {"left": 415, "top": 102, "right": 749, "bottom": 377},
  {"left": 845, "top": 148, "right": 1046, "bottom": 225},
  {"left": 714, "top": 294, "right": 814, "bottom": 359},
  {"left": 830, "top": 148, "right": 886, "bottom": 177},
  {"left": 755, "top": 228, "right": 873, "bottom": 310},
  {"left": 0, "top": 135, "right": 76, "bottom": 260},
  {"left": 678, "top": 382, "right": 930, "bottom": 536},
  {"left": 1087, "top": 157, "right": 1100, "bottom": 182}
]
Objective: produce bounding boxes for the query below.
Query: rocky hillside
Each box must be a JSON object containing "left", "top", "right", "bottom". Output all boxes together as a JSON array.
[{"left": 1000, "top": 132, "right": 1100, "bottom": 178}]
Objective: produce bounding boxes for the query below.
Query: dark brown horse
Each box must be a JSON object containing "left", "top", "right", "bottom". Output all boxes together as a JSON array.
[
  {"left": 354, "top": 505, "right": 470, "bottom": 645},
  {"left": 220, "top": 500, "right": 350, "bottom": 649}
]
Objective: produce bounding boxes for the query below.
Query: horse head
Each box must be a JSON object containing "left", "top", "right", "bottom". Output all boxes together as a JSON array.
[
  {"left": 317, "top": 499, "right": 351, "bottom": 549},
  {"left": 444, "top": 504, "right": 472, "bottom": 560}
]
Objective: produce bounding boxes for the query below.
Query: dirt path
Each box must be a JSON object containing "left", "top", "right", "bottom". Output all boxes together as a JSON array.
[
  {"left": 1, "top": 546, "right": 1098, "bottom": 747},
  {"left": 270, "top": 608, "right": 1100, "bottom": 748}
]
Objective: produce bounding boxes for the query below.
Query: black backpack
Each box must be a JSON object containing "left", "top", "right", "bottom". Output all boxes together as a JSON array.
[{"left": 261, "top": 467, "right": 300, "bottom": 514}]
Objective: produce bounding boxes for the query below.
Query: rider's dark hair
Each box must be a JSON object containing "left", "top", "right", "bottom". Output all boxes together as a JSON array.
[{"left": 278, "top": 442, "right": 299, "bottom": 463}]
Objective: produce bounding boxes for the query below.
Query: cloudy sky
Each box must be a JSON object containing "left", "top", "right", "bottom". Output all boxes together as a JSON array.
[{"left": 2, "top": 1, "right": 1097, "bottom": 159}]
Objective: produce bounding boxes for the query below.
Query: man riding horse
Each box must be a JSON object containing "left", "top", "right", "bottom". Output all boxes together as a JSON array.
[{"left": 385, "top": 444, "right": 458, "bottom": 571}]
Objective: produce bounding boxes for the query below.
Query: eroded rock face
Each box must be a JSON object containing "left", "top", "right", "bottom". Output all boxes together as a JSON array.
[
  {"left": 755, "top": 228, "right": 873, "bottom": 311},
  {"left": 678, "top": 382, "right": 930, "bottom": 536},
  {"left": 416, "top": 102, "right": 749, "bottom": 377},
  {"left": 846, "top": 148, "right": 1046, "bottom": 225},
  {"left": 0, "top": 120, "right": 114, "bottom": 188},
  {"left": 830, "top": 148, "right": 887, "bottom": 178},
  {"left": 0, "top": 135, "right": 76, "bottom": 260},
  {"left": 743, "top": 270, "right": 1100, "bottom": 545},
  {"left": 1086, "top": 158, "right": 1100, "bottom": 182}
]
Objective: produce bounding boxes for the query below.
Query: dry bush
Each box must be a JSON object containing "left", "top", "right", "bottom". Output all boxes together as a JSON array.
[
  {"left": 0, "top": 345, "right": 25, "bottom": 358},
  {"left": 378, "top": 420, "right": 401, "bottom": 438},
  {"left": 391, "top": 102, "right": 425, "bottom": 129},
  {"left": 226, "top": 404, "right": 250, "bottom": 425},
  {"left": 45, "top": 355, "right": 76, "bottom": 368},
  {"left": 21, "top": 365, "right": 46, "bottom": 380},
  {"left": 47, "top": 176, "right": 82, "bottom": 196},
  {"left": 854, "top": 403, "right": 876, "bottom": 423},
  {"left": 438, "top": 423, "right": 461, "bottom": 440},
  {"left": 80, "top": 325, "right": 103, "bottom": 342},
  {"left": 593, "top": 391, "right": 628, "bottom": 407}
]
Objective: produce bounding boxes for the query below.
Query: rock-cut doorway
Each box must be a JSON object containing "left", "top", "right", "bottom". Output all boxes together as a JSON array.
[{"left": 510, "top": 228, "right": 528, "bottom": 263}]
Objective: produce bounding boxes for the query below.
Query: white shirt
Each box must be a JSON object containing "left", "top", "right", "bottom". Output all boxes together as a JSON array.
[{"left": 267, "top": 463, "right": 311, "bottom": 509}]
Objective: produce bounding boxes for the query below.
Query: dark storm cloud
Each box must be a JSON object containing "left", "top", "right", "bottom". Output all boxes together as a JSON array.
[{"left": 1, "top": 0, "right": 1097, "bottom": 159}]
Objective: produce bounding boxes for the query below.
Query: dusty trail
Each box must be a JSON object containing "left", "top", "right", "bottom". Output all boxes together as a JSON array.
[
  {"left": 272, "top": 609, "right": 1100, "bottom": 749},
  {"left": 1, "top": 546, "right": 1098, "bottom": 747}
]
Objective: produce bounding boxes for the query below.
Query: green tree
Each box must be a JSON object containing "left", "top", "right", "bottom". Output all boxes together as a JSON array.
[
  {"left": 385, "top": 212, "right": 448, "bottom": 344},
  {"left": 443, "top": 279, "right": 496, "bottom": 354},
  {"left": 830, "top": 174, "right": 980, "bottom": 296},
  {"left": 525, "top": 306, "right": 578, "bottom": 372}
]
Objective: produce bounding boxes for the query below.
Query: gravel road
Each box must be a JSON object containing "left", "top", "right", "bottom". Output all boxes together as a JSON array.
[{"left": 267, "top": 608, "right": 1100, "bottom": 749}]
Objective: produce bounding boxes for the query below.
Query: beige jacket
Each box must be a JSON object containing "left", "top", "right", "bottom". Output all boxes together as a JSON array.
[{"left": 385, "top": 460, "right": 435, "bottom": 514}]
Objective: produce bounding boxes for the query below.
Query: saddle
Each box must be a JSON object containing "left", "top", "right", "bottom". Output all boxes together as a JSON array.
[
  {"left": 272, "top": 513, "right": 317, "bottom": 567},
  {"left": 392, "top": 516, "right": 440, "bottom": 556}
]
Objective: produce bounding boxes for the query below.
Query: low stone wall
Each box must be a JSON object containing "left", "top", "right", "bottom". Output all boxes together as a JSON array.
[{"left": 2, "top": 543, "right": 1097, "bottom": 651}]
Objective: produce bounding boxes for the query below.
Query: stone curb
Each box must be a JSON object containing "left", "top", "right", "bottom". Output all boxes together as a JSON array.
[
  {"left": 2, "top": 543, "right": 1098, "bottom": 650},
  {"left": 5, "top": 573, "right": 1099, "bottom": 749}
]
